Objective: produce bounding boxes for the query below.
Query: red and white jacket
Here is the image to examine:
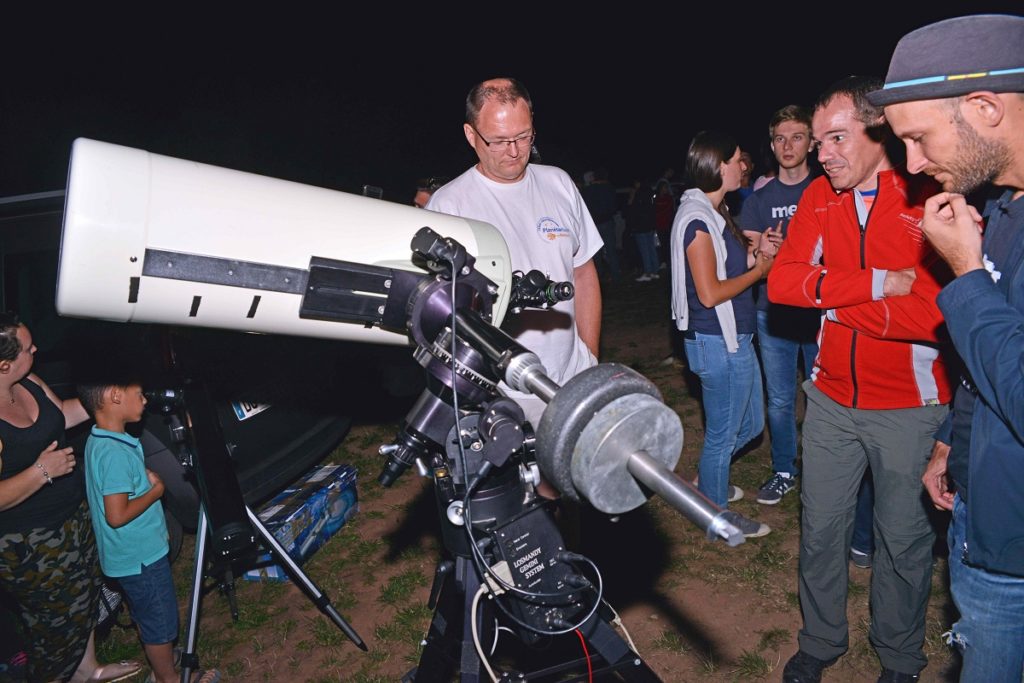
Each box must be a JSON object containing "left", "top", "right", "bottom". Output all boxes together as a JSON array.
[{"left": 767, "top": 169, "right": 953, "bottom": 409}]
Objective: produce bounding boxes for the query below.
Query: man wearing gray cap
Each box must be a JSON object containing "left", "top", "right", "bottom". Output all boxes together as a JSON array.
[{"left": 867, "top": 13, "right": 1024, "bottom": 683}]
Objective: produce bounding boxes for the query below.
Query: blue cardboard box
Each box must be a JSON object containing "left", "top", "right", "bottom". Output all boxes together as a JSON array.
[{"left": 242, "top": 463, "right": 358, "bottom": 582}]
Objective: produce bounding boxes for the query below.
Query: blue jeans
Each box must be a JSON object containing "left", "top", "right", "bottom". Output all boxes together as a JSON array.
[
  {"left": 947, "top": 494, "right": 1024, "bottom": 682},
  {"left": 684, "top": 332, "right": 765, "bottom": 507},
  {"left": 633, "top": 232, "right": 659, "bottom": 275},
  {"left": 117, "top": 554, "right": 178, "bottom": 644},
  {"left": 755, "top": 310, "right": 817, "bottom": 475}
]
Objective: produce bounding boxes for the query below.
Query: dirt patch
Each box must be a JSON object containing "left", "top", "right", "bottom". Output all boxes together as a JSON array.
[{"left": 98, "top": 272, "right": 961, "bottom": 681}]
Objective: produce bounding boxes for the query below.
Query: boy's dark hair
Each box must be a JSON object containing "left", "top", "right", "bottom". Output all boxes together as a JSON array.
[
  {"left": 76, "top": 382, "right": 107, "bottom": 418},
  {"left": 76, "top": 377, "right": 142, "bottom": 419}
]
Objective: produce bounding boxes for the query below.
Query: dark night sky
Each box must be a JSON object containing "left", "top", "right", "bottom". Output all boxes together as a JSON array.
[{"left": 3, "top": 5, "right": 1021, "bottom": 203}]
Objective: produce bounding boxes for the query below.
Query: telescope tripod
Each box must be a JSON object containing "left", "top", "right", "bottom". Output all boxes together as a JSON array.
[{"left": 172, "top": 383, "right": 366, "bottom": 683}]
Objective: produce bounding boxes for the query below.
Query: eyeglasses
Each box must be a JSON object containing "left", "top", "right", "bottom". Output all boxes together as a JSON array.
[{"left": 471, "top": 126, "right": 536, "bottom": 154}]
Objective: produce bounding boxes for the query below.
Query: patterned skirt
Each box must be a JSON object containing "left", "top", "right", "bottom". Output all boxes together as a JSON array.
[{"left": 0, "top": 502, "right": 101, "bottom": 682}]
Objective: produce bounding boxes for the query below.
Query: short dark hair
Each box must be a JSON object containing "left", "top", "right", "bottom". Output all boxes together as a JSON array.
[
  {"left": 465, "top": 78, "right": 533, "bottom": 127},
  {"left": 77, "top": 375, "right": 142, "bottom": 419},
  {"left": 815, "top": 75, "right": 901, "bottom": 159},
  {"left": 814, "top": 75, "right": 886, "bottom": 127},
  {"left": 686, "top": 130, "right": 738, "bottom": 193},
  {"left": 76, "top": 382, "right": 108, "bottom": 418},
  {"left": 0, "top": 313, "right": 22, "bottom": 362},
  {"left": 769, "top": 104, "right": 812, "bottom": 138}
]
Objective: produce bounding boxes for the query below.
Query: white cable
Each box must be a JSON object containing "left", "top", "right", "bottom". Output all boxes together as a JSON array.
[
  {"left": 602, "top": 599, "right": 640, "bottom": 655},
  {"left": 490, "top": 617, "right": 502, "bottom": 656},
  {"left": 471, "top": 584, "right": 499, "bottom": 683}
]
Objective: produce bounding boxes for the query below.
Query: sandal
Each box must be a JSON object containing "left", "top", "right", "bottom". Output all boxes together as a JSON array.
[{"left": 86, "top": 660, "right": 143, "bottom": 682}]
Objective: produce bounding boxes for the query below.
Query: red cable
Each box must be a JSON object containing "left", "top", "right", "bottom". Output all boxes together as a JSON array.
[{"left": 574, "top": 628, "right": 593, "bottom": 683}]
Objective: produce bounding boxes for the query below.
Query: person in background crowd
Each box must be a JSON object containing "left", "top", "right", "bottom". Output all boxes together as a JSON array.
[
  {"left": 581, "top": 167, "right": 622, "bottom": 283},
  {"left": 671, "top": 130, "right": 780, "bottom": 539},
  {"left": 727, "top": 150, "right": 756, "bottom": 216},
  {"left": 412, "top": 176, "right": 448, "bottom": 209},
  {"left": 626, "top": 179, "right": 660, "bottom": 282},
  {"left": 654, "top": 171, "right": 677, "bottom": 270},
  {"left": 738, "top": 105, "right": 822, "bottom": 507}
]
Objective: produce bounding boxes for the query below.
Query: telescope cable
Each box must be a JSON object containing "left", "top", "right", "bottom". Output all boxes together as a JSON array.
[{"left": 470, "top": 583, "right": 500, "bottom": 683}]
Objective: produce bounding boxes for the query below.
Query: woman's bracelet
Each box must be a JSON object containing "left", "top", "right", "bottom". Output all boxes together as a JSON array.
[{"left": 35, "top": 462, "right": 53, "bottom": 486}]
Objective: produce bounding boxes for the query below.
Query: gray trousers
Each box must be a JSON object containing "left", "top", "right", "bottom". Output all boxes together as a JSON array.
[{"left": 797, "top": 381, "right": 947, "bottom": 674}]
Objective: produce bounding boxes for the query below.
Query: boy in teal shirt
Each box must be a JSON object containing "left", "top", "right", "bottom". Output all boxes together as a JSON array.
[{"left": 79, "top": 380, "right": 219, "bottom": 683}]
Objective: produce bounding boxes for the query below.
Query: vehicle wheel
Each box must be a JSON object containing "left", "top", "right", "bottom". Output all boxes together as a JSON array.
[{"left": 165, "top": 504, "right": 184, "bottom": 564}]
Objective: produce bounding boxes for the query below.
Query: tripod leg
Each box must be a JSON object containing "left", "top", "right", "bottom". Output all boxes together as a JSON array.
[
  {"left": 180, "top": 505, "right": 210, "bottom": 683},
  {"left": 219, "top": 568, "right": 239, "bottom": 622},
  {"left": 244, "top": 506, "right": 367, "bottom": 651},
  {"left": 577, "top": 608, "right": 661, "bottom": 682},
  {"left": 427, "top": 559, "right": 454, "bottom": 610},
  {"left": 407, "top": 556, "right": 489, "bottom": 682}
]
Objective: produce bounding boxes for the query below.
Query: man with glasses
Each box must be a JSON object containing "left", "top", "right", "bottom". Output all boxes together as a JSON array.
[{"left": 426, "top": 77, "right": 602, "bottom": 429}]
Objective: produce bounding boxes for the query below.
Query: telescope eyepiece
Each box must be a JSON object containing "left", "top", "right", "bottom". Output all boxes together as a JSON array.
[
  {"left": 509, "top": 270, "right": 575, "bottom": 313},
  {"left": 144, "top": 388, "right": 184, "bottom": 415}
]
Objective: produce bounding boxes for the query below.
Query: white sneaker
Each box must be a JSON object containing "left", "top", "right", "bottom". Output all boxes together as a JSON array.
[
  {"left": 650, "top": 273, "right": 660, "bottom": 280},
  {"left": 635, "top": 274, "right": 651, "bottom": 282}
]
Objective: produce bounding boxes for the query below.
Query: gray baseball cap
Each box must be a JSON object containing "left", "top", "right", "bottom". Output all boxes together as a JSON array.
[{"left": 867, "top": 14, "right": 1024, "bottom": 107}]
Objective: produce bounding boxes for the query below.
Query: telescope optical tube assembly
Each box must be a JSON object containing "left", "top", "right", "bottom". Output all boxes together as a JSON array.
[{"left": 57, "top": 138, "right": 512, "bottom": 345}]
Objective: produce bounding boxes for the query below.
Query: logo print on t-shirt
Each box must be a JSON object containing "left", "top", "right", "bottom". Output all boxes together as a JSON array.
[{"left": 536, "top": 217, "right": 571, "bottom": 242}]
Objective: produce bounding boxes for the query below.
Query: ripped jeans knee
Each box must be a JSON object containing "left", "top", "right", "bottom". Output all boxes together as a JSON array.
[
  {"left": 941, "top": 626, "right": 966, "bottom": 653},
  {"left": 946, "top": 495, "right": 1024, "bottom": 682}
]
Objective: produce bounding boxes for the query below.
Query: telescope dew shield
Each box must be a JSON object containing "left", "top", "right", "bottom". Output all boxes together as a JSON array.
[{"left": 57, "top": 138, "right": 512, "bottom": 344}]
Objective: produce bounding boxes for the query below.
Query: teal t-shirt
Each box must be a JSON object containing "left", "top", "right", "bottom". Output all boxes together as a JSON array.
[{"left": 84, "top": 426, "right": 168, "bottom": 577}]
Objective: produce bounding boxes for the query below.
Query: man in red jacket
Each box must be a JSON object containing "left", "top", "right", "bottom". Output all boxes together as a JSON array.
[{"left": 769, "top": 76, "right": 953, "bottom": 683}]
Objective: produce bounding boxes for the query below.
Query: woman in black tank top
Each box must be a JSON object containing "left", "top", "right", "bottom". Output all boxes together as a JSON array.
[{"left": 0, "top": 314, "right": 140, "bottom": 682}]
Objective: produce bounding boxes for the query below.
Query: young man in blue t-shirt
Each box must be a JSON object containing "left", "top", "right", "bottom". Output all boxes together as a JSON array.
[
  {"left": 738, "top": 105, "right": 821, "bottom": 505},
  {"left": 79, "top": 379, "right": 218, "bottom": 683}
]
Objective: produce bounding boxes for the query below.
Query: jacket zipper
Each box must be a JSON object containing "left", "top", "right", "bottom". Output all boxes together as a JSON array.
[{"left": 850, "top": 178, "right": 879, "bottom": 408}]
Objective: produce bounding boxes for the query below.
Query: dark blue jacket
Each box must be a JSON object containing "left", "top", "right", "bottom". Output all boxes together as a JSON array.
[{"left": 938, "top": 191, "right": 1024, "bottom": 576}]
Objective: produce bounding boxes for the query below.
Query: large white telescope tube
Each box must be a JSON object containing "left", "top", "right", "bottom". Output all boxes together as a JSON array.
[{"left": 56, "top": 138, "right": 511, "bottom": 346}]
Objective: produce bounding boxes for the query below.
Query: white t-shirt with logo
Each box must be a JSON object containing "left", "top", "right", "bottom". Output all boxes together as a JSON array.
[{"left": 426, "top": 164, "right": 603, "bottom": 425}]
